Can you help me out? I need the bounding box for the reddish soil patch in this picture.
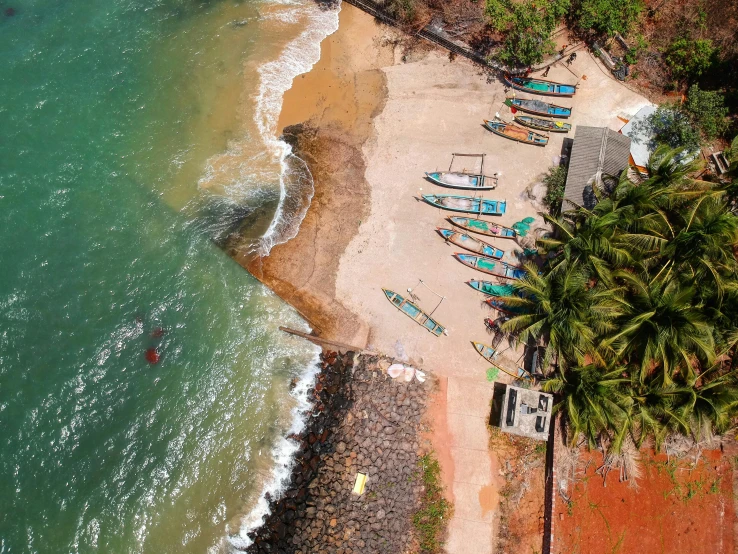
[555,449,735,554]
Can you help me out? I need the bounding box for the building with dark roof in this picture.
[563,126,631,210]
[498,385,553,441]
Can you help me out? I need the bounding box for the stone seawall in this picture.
[245,352,431,554]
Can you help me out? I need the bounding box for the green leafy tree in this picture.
[665,37,717,82]
[575,0,644,37]
[633,106,701,152]
[543,165,568,215]
[487,0,570,67]
[684,85,729,140]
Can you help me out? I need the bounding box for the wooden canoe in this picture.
[514,115,572,133]
[382,288,445,336]
[507,98,571,118]
[455,253,526,280]
[482,120,548,146]
[503,73,577,97]
[472,341,533,381]
[422,194,506,216]
[436,228,504,259]
[425,171,498,190]
[448,216,517,239]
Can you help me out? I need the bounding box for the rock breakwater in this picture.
[245,351,432,553]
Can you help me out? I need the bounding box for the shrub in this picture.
[575,0,644,37]
[412,453,452,553]
[384,0,417,23]
[487,0,570,67]
[684,85,729,140]
[665,37,717,82]
[544,165,568,215]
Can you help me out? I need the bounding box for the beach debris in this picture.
[403,366,415,382]
[352,472,368,495]
[387,364,405,379]
[487,367,499,382]
[415,369,427,383]
[145,348,160,364]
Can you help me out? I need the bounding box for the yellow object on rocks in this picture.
[353,472,367,495]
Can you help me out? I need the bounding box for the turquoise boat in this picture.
[455,254,526,279]
[449,216,516,238]
[503,73,577,97]
[423,194,506,215]
[472,341,533,381]
[507,98,571,118]
[483,119,548,146]
[514,115,572,133]
[382,288,445,336]
[468,280,516,296]
[425,171,497,191]
[437,228,504,259]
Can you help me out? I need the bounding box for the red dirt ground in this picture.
[555,449,735,554]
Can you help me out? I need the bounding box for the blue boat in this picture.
[382,288,445,336]
[436,228,504,259]
[503,73,577,97]
[456,254,526,280]
[425,171,497,190]
[422,194,506,215]
[507,98,572,118]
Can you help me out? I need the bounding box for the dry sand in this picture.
[252,5,651,552]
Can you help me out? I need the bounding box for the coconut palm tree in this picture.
[543,364,631,451]
[499,263,625,368]
[604,273,715,385]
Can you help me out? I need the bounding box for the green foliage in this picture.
[543,165,568,215]
[624,34,648,65]
[500,146,738,453]
[384,0,417,22]
[684,85,729,140]
[412,453,452,553]
[665,37,717,82]
[575,0,644,37]
[634,105,701,151]
[486,0,570,67]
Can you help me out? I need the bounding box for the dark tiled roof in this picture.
[563,126,631,209]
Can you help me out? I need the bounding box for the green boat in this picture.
[514,115,572,133]
[503,73,577,97]
[382,288,445,336]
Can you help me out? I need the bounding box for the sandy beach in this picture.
[249,4,652,551]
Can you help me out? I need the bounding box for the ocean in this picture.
[0,0,338,552]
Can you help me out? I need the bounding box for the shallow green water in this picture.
[0,1,331,552]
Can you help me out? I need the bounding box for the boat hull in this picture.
[514,115,571,133]
[455,253,526,279]
[425,171,497,190]
[503,74,576,97]
[422,194,506,216]
[382,288,445,336]
[472,341,533,381]
[482,120,548,146]
[437,228,504,259]
[509,98,571,118]
[449,216,517,238]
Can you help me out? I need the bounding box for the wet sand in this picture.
[245,5,395,346]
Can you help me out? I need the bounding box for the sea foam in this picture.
[256,1,341,255]
[224,1,340,549]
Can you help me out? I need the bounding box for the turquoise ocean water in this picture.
[0,1,337,552]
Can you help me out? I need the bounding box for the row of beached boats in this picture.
[382,75,568,376]
[481,74,577,146]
